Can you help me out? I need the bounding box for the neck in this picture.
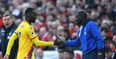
[26,19,31,25]
[83,19,91,26]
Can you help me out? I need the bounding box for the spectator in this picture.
[63,50,74,59]
[101,26,110,40]
[58,49,64,59]
[0,11,18,59]
[109,41,116,59]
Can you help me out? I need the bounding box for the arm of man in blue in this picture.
[65,37,81,47]
[88,22,104,49]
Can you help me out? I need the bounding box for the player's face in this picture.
[30,11,37,23]
[3,16,13,28]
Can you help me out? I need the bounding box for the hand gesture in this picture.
[54,36,65,47]
[3,55,9,59]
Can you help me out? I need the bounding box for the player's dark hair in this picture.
[25,8,35,18]
[76,11,88,25]
[76,11,87,21]
[24,7,37,23]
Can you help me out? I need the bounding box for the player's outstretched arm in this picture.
[32,37,54,46]
[26,26,54,46]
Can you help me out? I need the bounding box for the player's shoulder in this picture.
[19,21,29,27]
[17,21,34,31]
[87,21,96,26]
[16,21,28,30]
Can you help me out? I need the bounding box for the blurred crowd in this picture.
[0,0,116,59]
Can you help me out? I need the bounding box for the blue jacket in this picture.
[0,23,18,59]
[65,19,104,54]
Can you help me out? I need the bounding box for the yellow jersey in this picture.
[6,21,54,59]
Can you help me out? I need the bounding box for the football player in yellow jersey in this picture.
[3,8,64,59]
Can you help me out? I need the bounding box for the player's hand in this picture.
[3,55,9,59]
[54,36,65,47]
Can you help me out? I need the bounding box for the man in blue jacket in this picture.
[54,11,105,59]
[0,12,18,59]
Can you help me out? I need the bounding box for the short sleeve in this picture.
[26,26,37,40]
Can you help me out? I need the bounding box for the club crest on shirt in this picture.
[30,31,34,36]
[31,32,34,34]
